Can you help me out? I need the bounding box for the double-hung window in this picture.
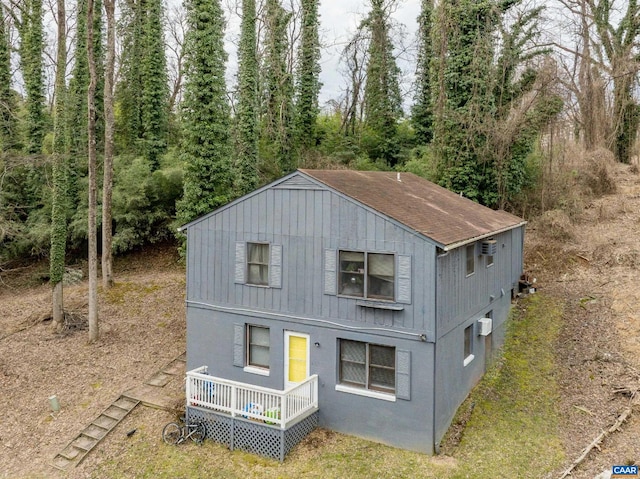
[247,243,269,286]
[339,251,395,301]
[339,339,395,393]
[247,325,270,370]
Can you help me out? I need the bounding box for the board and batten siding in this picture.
[435,229,519,339]
[185,184,437,333]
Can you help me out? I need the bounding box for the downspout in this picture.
[432,248,439,455]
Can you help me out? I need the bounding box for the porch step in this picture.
[51,396,140,471]
[145,355,186,386]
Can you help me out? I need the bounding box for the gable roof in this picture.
[299,169,525,249]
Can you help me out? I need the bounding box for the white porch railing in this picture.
[186,366,318,429]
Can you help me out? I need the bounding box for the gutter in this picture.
[441,221,527,252]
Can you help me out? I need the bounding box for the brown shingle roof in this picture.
[299,169,525,248]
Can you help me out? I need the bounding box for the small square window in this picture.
[247,243,269,285]
[487,254,494,267]
[247,325,270,369]
[463,325,474,366]
[466,244,475,276]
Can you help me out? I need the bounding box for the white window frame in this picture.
[245,325,270,375]
[246,242,269,286]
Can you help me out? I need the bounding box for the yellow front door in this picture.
[285,332,309,387]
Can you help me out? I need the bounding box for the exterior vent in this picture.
[478,317,492,336]
[481,240,497,256]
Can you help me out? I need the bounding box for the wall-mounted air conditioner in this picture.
[481,240,497,256]
[478,317,492,336]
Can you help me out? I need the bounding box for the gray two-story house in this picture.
[180,169,525,460]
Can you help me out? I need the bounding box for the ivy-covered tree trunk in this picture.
[87,0,99,342]
[294,0,321,151]
[102,0,116,289]
[117,0,168,167]
[234,0,259,196]
[20,0,45,154]
[176,0,233,228]
[611,72,638,165]
[66,0,89,158]
[261,0,295,176]
[116,0,144,153]
[585,0,639,164]
[50,0,68,331]
[362,0,402,166]
[0,7,18,152]
[431,0,498,204]
[412,0,434,145]
[140,0,169,168]
[432,0,561,208]
[67,0,104,158]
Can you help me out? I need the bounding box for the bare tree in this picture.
[165,4,186,112]
[339,27,368,136]
[554,0,640,163]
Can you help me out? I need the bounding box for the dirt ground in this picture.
[1,162,640,478]
[0,247,187,478]
[526,161,640,478]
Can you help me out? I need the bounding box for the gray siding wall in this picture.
[186,306,435,454]
[435,229,521,339]
[432,293,512,447]
[432,225,523,448]
[186,185,437,335]
[185,176,524,454]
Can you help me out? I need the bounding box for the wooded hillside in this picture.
[0,0,637,269]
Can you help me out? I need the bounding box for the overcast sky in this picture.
[317,0,421,108]
[221,0,422,112]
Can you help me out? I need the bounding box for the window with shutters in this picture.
[339,339,395,393]
[236,242,282,288]
[247,325,270,370]
[247,243,269,285]
[338,251,395,301]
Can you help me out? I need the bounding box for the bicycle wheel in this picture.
[162,422,182,445]
[190,422,206,444]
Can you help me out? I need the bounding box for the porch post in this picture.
[280,393,287,429]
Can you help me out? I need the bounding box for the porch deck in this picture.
[185,366,319,460]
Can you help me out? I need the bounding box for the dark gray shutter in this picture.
[324,249,337,295]
[233,324,244,367]
[270,244,282,288]
[397,255,411,304]
[396,349,411,400]
[234,242,246,284]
